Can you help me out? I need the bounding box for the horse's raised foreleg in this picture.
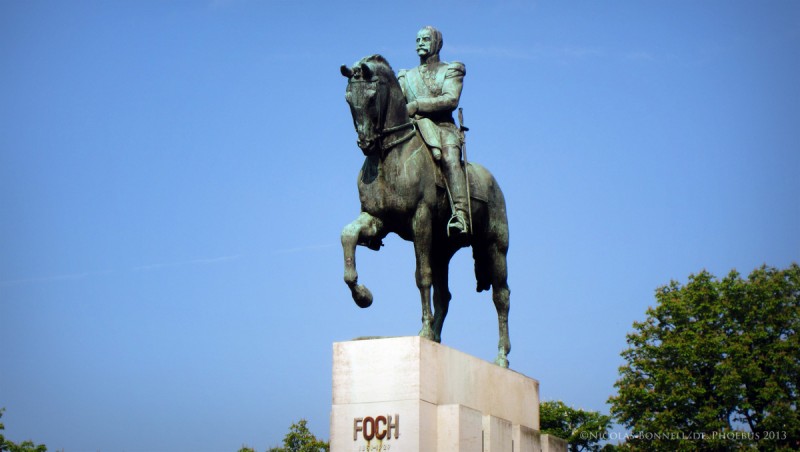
[341,212,384,308]
[412,208,435,340]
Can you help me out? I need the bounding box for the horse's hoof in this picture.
[495,356,509,368]
[353,284,373,308]
[418,328,435,341]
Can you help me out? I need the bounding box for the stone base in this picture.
[331,336,557,452]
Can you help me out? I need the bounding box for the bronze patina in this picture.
[339,31,512,367]
[398,26,469,236]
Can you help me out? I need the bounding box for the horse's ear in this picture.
[360,63,373,80]
[341,65,353,78]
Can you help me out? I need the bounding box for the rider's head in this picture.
[416,26,443,62]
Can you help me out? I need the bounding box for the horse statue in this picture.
[339,54,512,367]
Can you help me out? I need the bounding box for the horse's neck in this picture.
[376,81,414,156]
[382,80,410,133]
[371,75,425,180]
[380,129,426,183]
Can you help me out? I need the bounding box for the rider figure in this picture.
[398,26,469,236]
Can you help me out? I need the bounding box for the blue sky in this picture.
[1,1,798,450]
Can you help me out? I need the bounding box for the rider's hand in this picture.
[407,101,418,117]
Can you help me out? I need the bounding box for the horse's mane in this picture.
[360,54,393,71]
[359,54,397,82]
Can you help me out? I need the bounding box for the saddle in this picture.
[415,118,444,155]
[413,118,488,203]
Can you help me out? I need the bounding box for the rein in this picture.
[379,121,415,151]
[367,78,415,152]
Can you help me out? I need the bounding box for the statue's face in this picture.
[416,29,435,58]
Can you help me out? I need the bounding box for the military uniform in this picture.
[398,61,469,235]
[398,61,465,147]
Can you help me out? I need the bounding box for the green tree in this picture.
[609,264,800,451]
[540,400,614,451]
[0,408,47,452]
[268,419,329,452]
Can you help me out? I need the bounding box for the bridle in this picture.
[348,77,416,154]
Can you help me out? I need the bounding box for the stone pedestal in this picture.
[331,336,553,452]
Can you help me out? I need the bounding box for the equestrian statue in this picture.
[339,26,512,367]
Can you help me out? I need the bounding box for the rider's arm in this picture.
[414,62,465,114]
[397,69,408,98]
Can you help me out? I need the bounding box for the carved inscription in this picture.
[353,414,399,441]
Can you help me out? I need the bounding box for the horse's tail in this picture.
[474,244,492,292]
[469,165,509,294]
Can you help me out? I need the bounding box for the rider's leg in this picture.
[441,144,469,235]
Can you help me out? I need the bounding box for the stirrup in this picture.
[447,213,469,237]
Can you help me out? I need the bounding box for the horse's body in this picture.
[340,55,511,367]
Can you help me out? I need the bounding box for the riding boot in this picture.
[442,145,469,236]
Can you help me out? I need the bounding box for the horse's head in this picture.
[341,55,405,155]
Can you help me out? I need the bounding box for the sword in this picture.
[457,108,473,233]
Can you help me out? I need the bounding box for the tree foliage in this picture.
[0,409,47,452]
[609,264,800,450]
[540,400,613,451]
[267,419,329,452]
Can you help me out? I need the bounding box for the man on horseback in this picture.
[398,26,469,237]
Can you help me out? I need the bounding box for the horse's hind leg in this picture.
[489,242,511,368]
[341,212,384,308]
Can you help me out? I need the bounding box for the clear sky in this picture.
[1,1,798,450]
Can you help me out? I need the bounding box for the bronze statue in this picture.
[398,26,469,236]
[339,49,512,367]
